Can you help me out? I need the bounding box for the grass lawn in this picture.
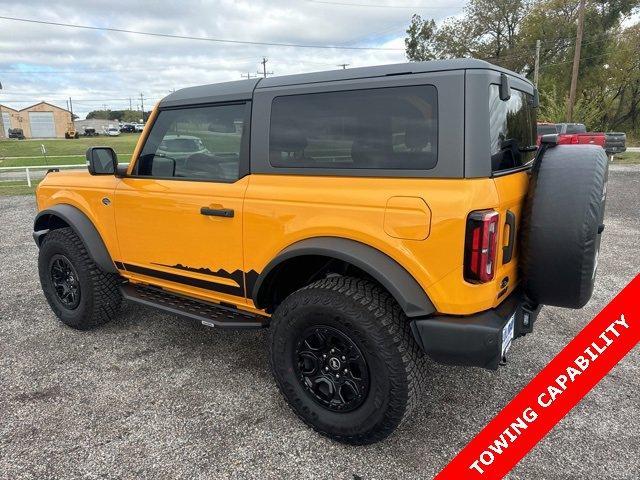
[0,134,139,158]
[0,156,113,168]
[612,151,640,164]
[0,179,41,196]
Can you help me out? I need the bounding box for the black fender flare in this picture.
[33,204,118,274]
[252,237,435,318]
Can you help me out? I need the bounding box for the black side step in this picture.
[121,283,267,329]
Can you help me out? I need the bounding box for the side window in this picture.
[488,85,537,172]
[269,85,438,170]
[135,103,248,181]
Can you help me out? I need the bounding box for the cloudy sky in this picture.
[0,0,465,119]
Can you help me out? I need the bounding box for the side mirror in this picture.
[86,147,117,175]
[500,73,511,101]
[540,134,559,146]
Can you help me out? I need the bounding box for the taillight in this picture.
[464,210,499,283]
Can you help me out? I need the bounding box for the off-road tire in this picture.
[269,276,427,445]
[38,227,122,329]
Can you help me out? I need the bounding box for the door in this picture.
[29,111,55,137]
[1,112,10,137]
[114,102,251,306]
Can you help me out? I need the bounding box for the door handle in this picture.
[200,207,234,218]
[502,210,516,264]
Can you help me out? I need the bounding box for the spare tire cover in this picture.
[520,145,608,308]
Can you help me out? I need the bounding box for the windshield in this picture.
[489,85,537,172]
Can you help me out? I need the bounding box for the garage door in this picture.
[1,112,10,137]
[29,111,56,138]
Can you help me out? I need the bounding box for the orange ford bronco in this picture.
[33,59,608,444]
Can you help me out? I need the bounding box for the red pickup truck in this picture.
[554,123,606,147]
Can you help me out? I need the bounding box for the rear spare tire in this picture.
[521,145,608,308]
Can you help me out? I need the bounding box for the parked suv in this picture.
[33,59,608,445]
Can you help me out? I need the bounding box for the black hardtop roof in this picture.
[159,59,530,108]
[160,78,260,108]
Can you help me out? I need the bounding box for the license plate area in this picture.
[501,312,515,358]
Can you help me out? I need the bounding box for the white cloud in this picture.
[0,0,464,118]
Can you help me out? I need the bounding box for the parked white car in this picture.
[105,127,120,137]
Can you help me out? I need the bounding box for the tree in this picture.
[85,109,150,122]
[405,0,640,136]
[405,0,531,70]
[405,16,437,61]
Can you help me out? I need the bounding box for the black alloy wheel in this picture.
[49,254,81,310]
[269,276,428,445]
[38,227,122,329]
[295,325,370,412]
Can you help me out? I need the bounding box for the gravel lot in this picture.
[1,167,638,480]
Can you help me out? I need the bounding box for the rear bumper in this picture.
[410,290,541,370]
[605,146,626,154]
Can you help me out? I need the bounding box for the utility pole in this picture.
[258,57,273,78]
[567,0,586,122]
[533,40,541,87]
[139,92,145,122]
[129,97,132,111]
[241,72,256,79]
[337,63,349,70]
[68,97,73,118]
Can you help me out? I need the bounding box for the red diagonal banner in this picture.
[435,274,640,480]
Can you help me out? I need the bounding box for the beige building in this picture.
[0,101,73,138]
[0,104,21,138]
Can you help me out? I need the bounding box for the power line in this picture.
[305,0,458,8]
[0,15,404,51]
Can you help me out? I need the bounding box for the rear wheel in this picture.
[38,227,122,329]
[269,276,427,445]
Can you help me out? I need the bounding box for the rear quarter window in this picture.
[269,85,438,170]
[489,85,537,172]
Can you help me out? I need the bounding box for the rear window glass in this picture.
[537,124,557,136]
[489,85,537,172]
[269,85,438,170]
[565,123,586,134]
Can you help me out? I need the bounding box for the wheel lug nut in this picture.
[330,349,335,353]
[325,367,329,371]
[335,374,339,378]
[322,354,327,358]
[341,356,346,361]
[344,369,348,373]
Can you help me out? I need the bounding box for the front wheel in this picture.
[38,227,122,329]
[269,276,427,445]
